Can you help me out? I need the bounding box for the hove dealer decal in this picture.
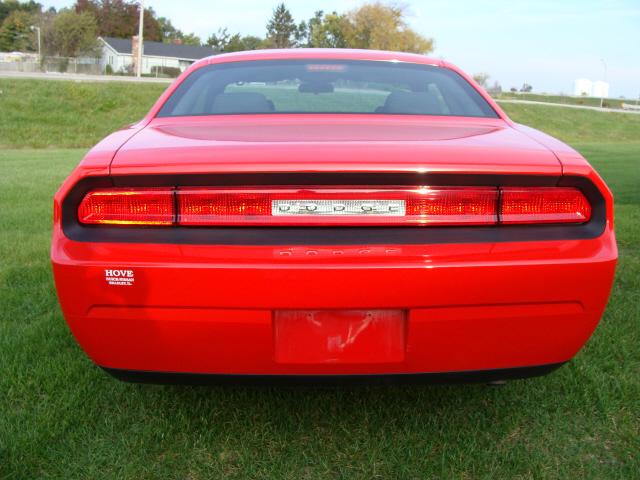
[104,269,135,286]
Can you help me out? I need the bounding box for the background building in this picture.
[573,78,593,96]
[573,78,610,97]
[592,80,610,99]
[99,36,217,75]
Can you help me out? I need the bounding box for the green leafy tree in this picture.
[266,3,296,48]
[207,28,265,52]
[73,0,162,41]
[206,27,230,49]
[225,34,265,52]
[0,10,34,51]
[157,16,179,41]
[157,16,200,45]
[305,11,349,48]
[345,2,433,54]
[49,9,98,57]
[180,32,201,46]
[0,0,41,25]
[236,35,264,51]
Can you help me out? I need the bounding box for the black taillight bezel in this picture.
[61,172,606,245]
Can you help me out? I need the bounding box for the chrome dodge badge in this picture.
[272,200,406,216]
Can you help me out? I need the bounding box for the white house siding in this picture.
[142,56,183,74]
[100,43,194,74]
[101,44,131,73]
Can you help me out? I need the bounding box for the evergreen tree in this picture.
[266,3,296,48]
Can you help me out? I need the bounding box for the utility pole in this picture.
[136,0,144,78]
[30,26,41,64]
[599,58,607,108]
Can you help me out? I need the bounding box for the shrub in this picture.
[150,65,181,78]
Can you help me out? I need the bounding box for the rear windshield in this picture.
[157,59,498,118]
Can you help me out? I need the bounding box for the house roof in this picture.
[100,37,217,61]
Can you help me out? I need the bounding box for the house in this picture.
[99,36,217,75]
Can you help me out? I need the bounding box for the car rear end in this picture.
[51,51,617,383]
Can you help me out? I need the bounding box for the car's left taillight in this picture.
[77,188,175,225]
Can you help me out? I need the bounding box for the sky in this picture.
[42,0,640,98]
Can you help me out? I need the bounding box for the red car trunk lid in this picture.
[109,116,562,177]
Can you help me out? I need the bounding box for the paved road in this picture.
[0,70,173,84]
[497,98,640,115]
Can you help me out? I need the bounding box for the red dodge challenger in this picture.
[51,49,617,384]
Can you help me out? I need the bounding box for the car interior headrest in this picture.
[378,91,443,115]
[210,92,276,114]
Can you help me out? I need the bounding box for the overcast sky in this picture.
[42,0,640,98]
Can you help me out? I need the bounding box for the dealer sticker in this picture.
[104,269,135,286]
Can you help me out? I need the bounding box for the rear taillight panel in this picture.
[177,187,499,226]
[77,186,591,227]
[500,187,591,224]
[78,188,175,226]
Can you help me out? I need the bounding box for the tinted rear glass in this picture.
[157,59,498,118]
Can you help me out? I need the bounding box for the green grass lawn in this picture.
[0,80,639,479]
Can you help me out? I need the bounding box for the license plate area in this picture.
[274,309,406,364]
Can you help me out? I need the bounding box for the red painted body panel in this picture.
[51,49,617,379]
[110,116,561,177]
[52,230,616,374]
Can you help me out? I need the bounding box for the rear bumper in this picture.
[52,228,617,378]
[104,362,567,385]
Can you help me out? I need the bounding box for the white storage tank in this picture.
[574,78,593,96]
[592,81,610,99]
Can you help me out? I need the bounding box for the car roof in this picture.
[196,48,444,68]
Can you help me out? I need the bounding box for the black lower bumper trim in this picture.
[102,362,566,386]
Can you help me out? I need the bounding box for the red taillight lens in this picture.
[178,189,271,225]
[76,186,592,227]
[177,187,499,226]
[500,187,591,224]
[406,188,498,225]
[77,188,174,225]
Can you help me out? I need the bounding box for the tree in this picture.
[487,80,502,95]
[73,0,162,42]
[157,16,200,45]
[0,0,41,25]
[49,9,98,57]
[208,28,266,52]
[226,34,265,52]
[520,83,532,93]
[344,3,433,53]
[266,3,296,48]
[206,27,230,49]
[0,10,34,51]
[157,16,179,41]
[303,10,349,48]
[472,72,490,89]
[180,32,201,46]
[236,35,264,51]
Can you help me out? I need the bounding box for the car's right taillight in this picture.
[500,187,591,224]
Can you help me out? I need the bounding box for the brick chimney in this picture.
[132,35,142,74]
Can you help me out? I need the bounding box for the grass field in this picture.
[0,80,639,479]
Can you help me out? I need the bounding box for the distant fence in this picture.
[0,56,102,75]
